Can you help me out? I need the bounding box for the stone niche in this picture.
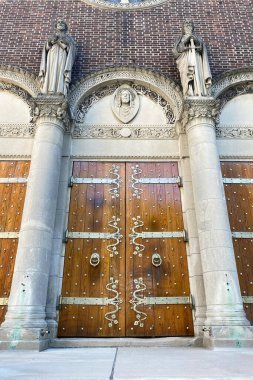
[0,91,31,124]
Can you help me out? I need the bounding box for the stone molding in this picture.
[76,83,176,124]
[69,67,183,121]
[182,97,220,129]
[70,154,180,160]
[32,95,70,130]
[212,68,253,99]
[218,82,253,111]
[216,125,253,139]
[80,0,167,11]
[0,65,40,97]
[73,124,176,139]
[0,123,35,138]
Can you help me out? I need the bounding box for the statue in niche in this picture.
[173,20,212,97]
[111,84,139,123]
[39,20,76,96]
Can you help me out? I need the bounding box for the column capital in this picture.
[182,97,220,130]
[31,94,71,131]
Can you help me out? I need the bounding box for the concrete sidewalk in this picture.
[0,347,253,380]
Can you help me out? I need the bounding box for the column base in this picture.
[203,325,253,349]
[0,327,50,351]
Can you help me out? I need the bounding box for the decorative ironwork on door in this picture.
[58,162,194,337]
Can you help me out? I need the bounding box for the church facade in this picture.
[0,0,253,351]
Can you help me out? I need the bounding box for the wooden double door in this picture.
[58,162,193,337]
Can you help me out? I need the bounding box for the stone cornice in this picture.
[182,97,220,129]
[0,64,40,97]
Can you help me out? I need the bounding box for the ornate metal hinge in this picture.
[242,296,253,303]
[223,178,253,184]
[0,178,27,183]
[131,164,182,198]
[60,277,122,327]
[0,232,19,239]
[65,216,122,257]
[69,164,121,198]
[129,277,192,328]
[232,232,253,239]
[130,216,187,257]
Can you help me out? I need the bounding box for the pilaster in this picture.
[0,95,69,350]
[183,97,253,348]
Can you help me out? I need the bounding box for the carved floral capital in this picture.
[181,97,221,129]
[32,95,71,130]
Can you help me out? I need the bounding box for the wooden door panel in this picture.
[0,161,29,325]
[59,162,126,337]
[59,161,193,337]
[221,161,253,325]
[125,162,193,336]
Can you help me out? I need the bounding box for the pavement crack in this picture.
[110,347,118,380]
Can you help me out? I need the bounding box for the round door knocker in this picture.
[152,253,162,267]
[90,252,100,267]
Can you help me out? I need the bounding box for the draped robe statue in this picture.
[173,20,212,97]
[39,20,76,96]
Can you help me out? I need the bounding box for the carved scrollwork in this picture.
[218,82,253,111]
[32,95,70,128]
[0,124,35,138]
[73,124,177,139]
[182,98,220,128]
[216,125,253,139]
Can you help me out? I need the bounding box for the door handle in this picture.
[90,252,100,267]
[152,253,162,267]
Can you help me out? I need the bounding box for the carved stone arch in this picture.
[0,64,40,98]
[69,67,183,122]
[213,68,253,139]
[212,67,253,102]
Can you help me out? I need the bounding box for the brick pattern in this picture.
[0,0,252,84]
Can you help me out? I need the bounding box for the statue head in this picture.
[55,20,68,33]
[183,20,194,35]
[120,89,131,104]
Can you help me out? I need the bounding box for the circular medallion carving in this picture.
[80,0,167,11]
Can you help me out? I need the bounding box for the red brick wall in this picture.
[0,0,252,83]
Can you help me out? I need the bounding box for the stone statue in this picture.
[39,20,76,96]
[173,20,212,97]
[111,84,139,123]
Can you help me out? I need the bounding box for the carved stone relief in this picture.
[76,83,175,124]
[111,84,139,123]
[74,81,176,139]
[0,65,40,97]
[80,0,167,11]
[216,125,253,139]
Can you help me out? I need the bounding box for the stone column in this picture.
[178,128,206,340]
[183,97,253,348]
[0,95,69,350]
